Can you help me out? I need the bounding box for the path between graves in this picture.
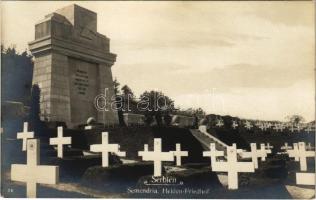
[190,129,227,152]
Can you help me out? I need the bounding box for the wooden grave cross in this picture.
[287,143,299,161]
[239,143,268,169]
[203,143,225,163]
[266,122,272,128]
[273,124,281,132]
[11,139,59,197]
[138,138,174,176]
[306,143,312,151]
[232,121,238,129]
[281,142,293,151]
[290,124,298,133]
[17,122,34,151]
[49,127,71,158]
[244,121,253,130]
[216,119,224,127]
[259,123,266,131]
[278,123,285,132]
[305,126,314,133]
[259,143,271,159]
[90,132,126,167]
[211,144,255,190]
[171,143,188,166]
[266,143,273,150]
[232,143,246,154]
[295,142,315,171]
[296,124,302,132]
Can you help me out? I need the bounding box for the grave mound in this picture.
[69,126,208,164]
[81,162,154,193]
[45,154,122,182]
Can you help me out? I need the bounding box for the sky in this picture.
[1,1,315,121]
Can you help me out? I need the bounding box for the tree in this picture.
[194,107,206,118]
[111,79,127,126]
[113,78,120,96]
[139,90,175,126]
[174,107,206,118]
[1,45,33,106]
[120,85,138,113]
[286,115,305,124]
[121,85,134,98]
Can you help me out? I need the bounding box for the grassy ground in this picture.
[2,119,314,198]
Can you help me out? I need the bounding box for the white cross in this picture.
[17,122,34,151]
[260,143,272,161]
[306,143,313,150]
[296,124,302,132]
[139,144,149,157]
[171,143,188,166]
[232,121,238,129]
[305,126,314,133]
[216,119,224,127]
[287,143,299,161]
[239,143,268,169]
[290,124,298,133]
[244,121,253,130]
[259,123,266,131]
[211,144,255,190]
[266,143,273,150]
[273,123,284,132]
[49,127,71,158]
[90,132,126,167]
[296,172,315,185]
[267,122,273,128]
[292,142,315,171]
[11,139,59,197]
[232,143,245,154]
[281,142,292,151]
[279,123,285,132]
[203,143,224,163]
[138,138,174,177]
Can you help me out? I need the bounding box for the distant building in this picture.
[171,115,195,128]
[2,101,29,119]
[123,113,146,126]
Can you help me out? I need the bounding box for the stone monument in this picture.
[29,4,118,127]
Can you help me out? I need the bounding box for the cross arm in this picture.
[306,151,315,157]
[35,165,59,184]
[90,144,102,152]
[11,164,28,182]
[212,161,228,172]
[236,163,255,172]
[160,153,175,161]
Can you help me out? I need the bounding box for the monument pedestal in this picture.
[29,4,119,128]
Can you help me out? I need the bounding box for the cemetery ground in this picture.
[1,121,315,198]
